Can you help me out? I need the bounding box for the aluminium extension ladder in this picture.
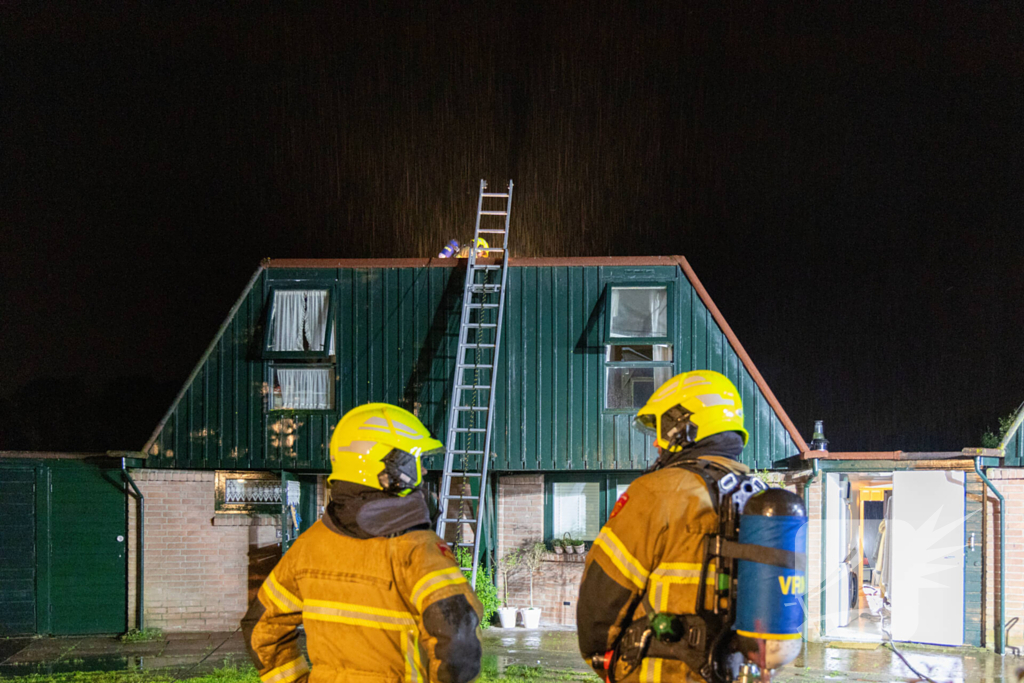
[435,179,513,587]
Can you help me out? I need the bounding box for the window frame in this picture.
[262,286,336,360]
[215,470,282,514]
[266,362,337,414]
[543,472,641,543]
[603,282,674,346]
[603,345,676,413]
[602,281,676,413]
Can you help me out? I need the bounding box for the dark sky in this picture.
[2,3,1022,453]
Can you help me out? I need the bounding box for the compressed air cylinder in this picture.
[734,488,807,670]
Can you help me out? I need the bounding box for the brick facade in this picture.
[496,474,586,626]
[984,468,1024,649]
[127,469,282,632]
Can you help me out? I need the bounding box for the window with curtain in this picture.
[609,286,668,339]
[269,365,335,410]
[265,289,334,356]
[545,474,639,543]
[551,481,601,541]
[605,344,674,410]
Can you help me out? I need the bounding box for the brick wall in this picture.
[496,474,586,626]
[983,468,1024,649]
[127,469,281,632]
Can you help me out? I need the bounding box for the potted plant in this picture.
[573,538,587,554]
[497,548,522,628]
[519,541,547,628]
[551,539,564,555]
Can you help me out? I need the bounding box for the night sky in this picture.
[2,3,1022,454]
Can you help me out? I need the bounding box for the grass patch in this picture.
[0,662,599,683]
[119,629,165,644]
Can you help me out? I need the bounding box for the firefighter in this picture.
[242,403,483,683]
[577,370,750,683]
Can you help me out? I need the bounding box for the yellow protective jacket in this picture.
[577,455,747,683]
[242,520,483,683]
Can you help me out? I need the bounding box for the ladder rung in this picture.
[464,323,497,328]
[473,265,502,270]
[478,229,506,234]
[448,450,485,455]
[455,406,488,412]
[455,542,476,547]
[442,518,477,524]
[481,193,509,198]
[451,472,483,477]
[455,385,491,390]
[458,364,494,369]
[452,428,487,433]
[468,284,501,290]
[480,211,507,216]
[444,495,481,501]
[463,343,496,349]
[466,304,500,308]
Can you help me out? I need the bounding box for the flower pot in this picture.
[520,607,542,629]
[553,545,564,555]
[497,607,518,628]
[574,544,586,554]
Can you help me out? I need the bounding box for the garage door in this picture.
[0,468,36,635]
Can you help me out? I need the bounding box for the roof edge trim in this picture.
[671,255,810,453]
[264,256,679,269]
[142,265,267,456]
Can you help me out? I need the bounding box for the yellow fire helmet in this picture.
[634,370,749,452]
[328,403,444,496]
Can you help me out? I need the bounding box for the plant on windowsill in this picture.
[563,532,587,555]
[551,539,564,555]
[519,541,547,628]
[497,547,523,628]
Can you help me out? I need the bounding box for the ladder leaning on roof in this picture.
[435,179,513,588]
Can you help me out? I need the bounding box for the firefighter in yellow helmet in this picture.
[577,371,751,683]
[242,403,483,683]
[456,238,489,258]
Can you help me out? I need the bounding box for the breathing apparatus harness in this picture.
[597,458,806,683]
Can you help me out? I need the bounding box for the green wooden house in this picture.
[143,256,807,473]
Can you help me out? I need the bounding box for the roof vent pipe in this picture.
[810,420,829,452]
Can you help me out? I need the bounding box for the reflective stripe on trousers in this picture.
[303,599,425,682]
[260,657,310,683]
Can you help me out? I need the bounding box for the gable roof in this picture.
[144,255,809,463]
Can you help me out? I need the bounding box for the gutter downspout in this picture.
[974,457,1003,654]
[122,459,145,631]
[802,455,820,642]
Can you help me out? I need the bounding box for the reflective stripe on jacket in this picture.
[577,456,748,683]
[244,521,483,683]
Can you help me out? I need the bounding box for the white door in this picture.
[890,471,964,645]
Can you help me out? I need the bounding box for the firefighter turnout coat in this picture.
[577,456,748,683]
[243,520,483,683]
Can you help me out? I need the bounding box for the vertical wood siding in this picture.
[146,264,802,471]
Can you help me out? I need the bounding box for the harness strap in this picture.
[718,539,806,571]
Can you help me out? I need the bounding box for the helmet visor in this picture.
[634,413,657,436]
[379,448,423,495]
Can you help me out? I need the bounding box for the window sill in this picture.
[212,513,281,527]
[542,551,587,563]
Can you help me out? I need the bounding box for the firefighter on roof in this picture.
[242,403,483,683]
[577,370,751,683]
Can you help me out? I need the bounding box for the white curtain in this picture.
[269,290,330,352]
[610,287,668,338]
[552,482,600,541]
[274,367,332,410]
